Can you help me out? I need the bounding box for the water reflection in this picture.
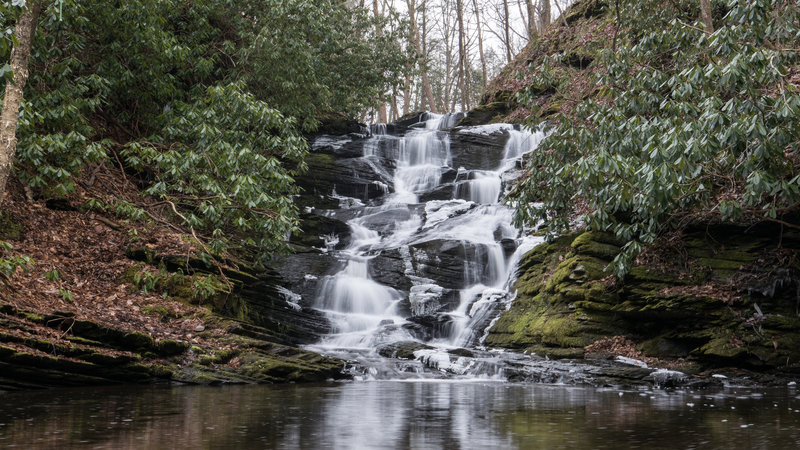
[1,382,799,449]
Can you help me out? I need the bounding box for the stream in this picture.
[2,383,799,448]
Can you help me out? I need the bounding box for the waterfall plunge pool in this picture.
[2,382,799,448]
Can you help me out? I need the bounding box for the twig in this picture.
[676,19,711,35]
[111,148,128,183]
[765,217,800,231]
[92,215,126,232]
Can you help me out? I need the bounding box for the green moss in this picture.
[65,336,104,346]
[123,331,155,352]
[20,312,45,323]
[571,232,620,259]
[156,339,189,356]
[141,305,178,321]
[546,255,607,293]
[0,212,24,241]
[695,332,748,360]
[564,0,609,25]
[149,363,175,379]
[527,346,585,359]
[212,349,238,364]
[625,266,685,285]
[197,355,216,366]
[763,314,800,331]
[458,101,514,126]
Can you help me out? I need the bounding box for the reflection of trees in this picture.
[0,384,796,448]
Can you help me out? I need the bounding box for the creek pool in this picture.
[1,381,799,449]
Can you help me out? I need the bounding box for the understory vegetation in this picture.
[1,0,408,269]
[512,0,800,276]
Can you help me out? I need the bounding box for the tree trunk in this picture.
[472,0,488,89]
[402,58,412,115]
[0,1,44,202]
[539,0,550,31]
[503,0,513,63]
[525,0,538,40]
[390,86,400,121]
[373,0,388,123]
[700,0,714,32]
[456,0,468,112]
[408,0,437,113]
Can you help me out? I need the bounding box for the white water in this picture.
[311,113,547,374]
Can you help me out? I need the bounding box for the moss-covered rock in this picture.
[0,301,348,391]
[156,339,189,356]
[0,212,23,241]
[457,101,514,127]
[487,224,800,372]
[571,231,621,259]
[564,0,609,25]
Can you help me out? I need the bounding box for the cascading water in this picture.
[308,113,548,379]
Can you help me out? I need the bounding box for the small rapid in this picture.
[307,113,547,379]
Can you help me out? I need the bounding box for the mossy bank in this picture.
[486,225,800,373]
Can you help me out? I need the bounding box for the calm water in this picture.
[1,381,799,449]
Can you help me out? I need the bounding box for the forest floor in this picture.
[0,165,229,348]
[0,164,270,390]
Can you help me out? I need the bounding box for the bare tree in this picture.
[525,0,538,39]
[472,0,489,88]
[0,1,46,201]
[539,0,550,30]
[456,0,469,111]
[373,0,389,122]
[407,0,438,113]
[502,0,513,62]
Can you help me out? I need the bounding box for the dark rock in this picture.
[369,248,413,293]
[408,284,460,316]
[408,239,505,289]
[449,128,510,170]
[270,250,342,305]
[403,314,456,341]
[292,212,351,250]
[448,348,475,357]
[376,340,433,359]
[358,207,416,237]
[565,0,609,25]
[393,112,428,132]
[500,238,517,258]
[562,52,594,69]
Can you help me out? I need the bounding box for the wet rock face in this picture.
[486,227,800,371]
[291,213,351,250]
[402,314,456,341]
[270,251,342,308]
[449,127,510,170]
[376,340,434,359]
[294,150,396,209]
[368,249,412,292]
[408,239,504,289]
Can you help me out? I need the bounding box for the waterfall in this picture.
[309,114,546,375]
